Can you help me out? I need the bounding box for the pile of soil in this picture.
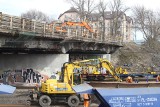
[111,42,160,73]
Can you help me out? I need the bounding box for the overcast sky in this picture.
[0,0,160,19]
[0,0,160,40]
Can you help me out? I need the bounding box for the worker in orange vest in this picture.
[83,94,90,107]
[156,75,160,82]
[126,76,133,83]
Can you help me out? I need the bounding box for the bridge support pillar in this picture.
[102,54,111,62]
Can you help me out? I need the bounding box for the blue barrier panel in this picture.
[72,83,93,94]
[95,88,160,107]
[0,83,16,94]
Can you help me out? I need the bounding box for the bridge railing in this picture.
[0,12,122,45]
[0,12,54,36]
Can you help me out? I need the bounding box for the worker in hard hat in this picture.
[156,75,160,82]
[126,76,133,83]
[83,94,90,107]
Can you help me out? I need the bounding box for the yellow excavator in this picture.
[28,58,122,107]
[146,67,157,75]
[97,58,122,82]
[79,58,123,81]
[29,62,83,107]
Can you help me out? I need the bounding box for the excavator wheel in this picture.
[25,100,31,106]
[67,95,80,107]
[39,95,51,107]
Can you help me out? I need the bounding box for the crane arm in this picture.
[81,21,94,33]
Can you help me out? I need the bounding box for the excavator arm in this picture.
[72,58,122,81]
[55,21,94,33]
[61,62,82,86]
[98,58,122,82]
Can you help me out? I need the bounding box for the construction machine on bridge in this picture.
[55,21,94,33]
[50,21,97,37]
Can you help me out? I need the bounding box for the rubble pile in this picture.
[112,42,160,73]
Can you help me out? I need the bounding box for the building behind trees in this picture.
[58,7,133,42]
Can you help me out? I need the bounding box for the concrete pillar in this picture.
[0,54,69,77]
[102,54,111,62]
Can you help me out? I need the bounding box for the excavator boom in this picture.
[98,58,122,82]
[55,21,94,33]
[72,58,122,81]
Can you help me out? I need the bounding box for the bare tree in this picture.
[132,6,160,51]
[21,9,52,22]
[66,0,96,21]
[85,0,97,20]
[109,0,129,41]
[98,0,107,41]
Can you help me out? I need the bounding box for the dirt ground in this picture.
[0,89,100,107]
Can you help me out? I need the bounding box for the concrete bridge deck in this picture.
[0,12,122,54]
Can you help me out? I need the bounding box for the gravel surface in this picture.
[0,89,99,107]
[0,89,30,105]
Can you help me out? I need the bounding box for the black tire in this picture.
[68,95,80,107]
[26,100,31,106]
[39,95,51,107]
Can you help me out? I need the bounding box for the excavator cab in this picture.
[73,72,82,85]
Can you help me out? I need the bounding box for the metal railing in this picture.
[0,12,123,45]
